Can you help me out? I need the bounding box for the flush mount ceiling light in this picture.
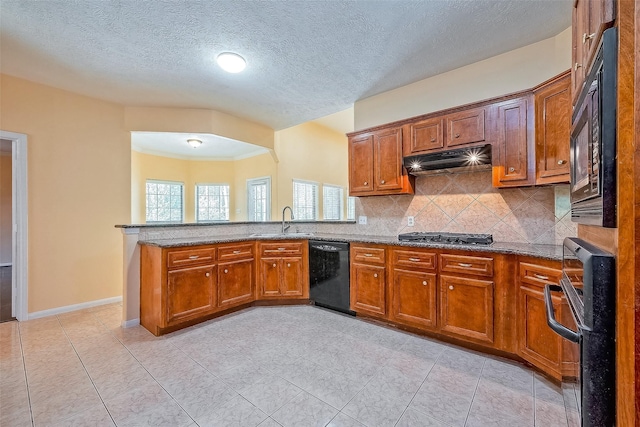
[187,138,202,148]
[216,52,246,73]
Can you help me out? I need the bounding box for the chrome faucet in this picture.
[282,206,294,234]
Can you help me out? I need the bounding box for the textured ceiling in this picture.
[131,132,269,161]
[0,1,571,131]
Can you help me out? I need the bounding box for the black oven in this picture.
[570,27,617,228]
[545,237,615,427]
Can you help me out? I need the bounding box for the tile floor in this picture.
[0,303,581,427]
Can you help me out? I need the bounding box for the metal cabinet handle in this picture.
[422,281,427,286]
[508,167,515,173]
[278,248,286,251]
[363,181,368,186]
[381,180,385,184]
[409,257,420,262]
[224,269,228,274]
[458,263,473,268]
[233,250,241,254]
[583,32,595,43]
[557,160,566,165]
[205,272,210,277]
[287,263,291,267]
[364,253,373,257]
[272,263,277,268]
[574,62,582,71]
[454,133,460,138]
[430,137,436,142]
[449,285,454,290]
[374,273,378,278]
[188,255,199,260]
[534,273,549,280]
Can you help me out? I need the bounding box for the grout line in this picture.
[16,321,35,427]
[461,356,487,427]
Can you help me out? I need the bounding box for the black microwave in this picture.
[570,27,617,228]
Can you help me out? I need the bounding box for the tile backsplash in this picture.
[355,171,577,245]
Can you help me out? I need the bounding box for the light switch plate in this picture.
[358,215,367,225]
[407,216,415,227]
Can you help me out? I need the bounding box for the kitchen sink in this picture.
[250,232,314,238]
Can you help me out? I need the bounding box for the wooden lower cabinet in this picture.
[517,260,578,380]
[218,259,254,308]
[257,241,308,299]
[439,274,495,344]
[167,264,216,325]
[351,263,386,316]
[390,268,437,329]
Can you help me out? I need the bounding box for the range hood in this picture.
[403,144,492,176]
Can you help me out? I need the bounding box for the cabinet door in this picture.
[446,107,486,147]
[571,0,588,105]
[281,257,304,297]
[259,258,281,297]
[349,134,374,194]
[391,268,437,330]
[535,73,571,184]
[439,275,494,344]
[517,284,566,380]
[409,117,444,153]
[167,264,216,325]
[374,128,404,191]
[494,98,534,186]
[351,263,386,316]
[218,259,254,308]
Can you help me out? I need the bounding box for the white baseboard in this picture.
[28,296,123,320]
[121,318,140,328]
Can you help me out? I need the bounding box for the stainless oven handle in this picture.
[544,285,580,343]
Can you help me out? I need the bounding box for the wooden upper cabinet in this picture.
[348,127,414,197]
[349,133,374,194]
[374,128,404,192]
[571,0,615,105]
[493,97,535,187]
[446,107,487,147]
[407,117,444,154]
[534,72,571,185]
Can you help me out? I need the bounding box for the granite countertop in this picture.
[138,233,563,260]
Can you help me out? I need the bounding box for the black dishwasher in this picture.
[309,240,354,315]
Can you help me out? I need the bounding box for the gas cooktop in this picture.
[398,232,493,245]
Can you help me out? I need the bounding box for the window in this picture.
[347,196,356,221]
[146,180,183,222]
[247,177,271,221]
[196,184,230,221]
[292,179,318,220]
[323,184,344,221]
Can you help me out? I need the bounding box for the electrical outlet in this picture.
[358,215,367,225]
[407,216,415,227]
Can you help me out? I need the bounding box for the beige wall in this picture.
[0,153,11,264]
[0,74,130,313]
[124,106,275,151]
[355,27,572,130]
[275,122,349,220]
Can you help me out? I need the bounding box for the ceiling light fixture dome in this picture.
[217,52,246,73]
[187,138,202,148]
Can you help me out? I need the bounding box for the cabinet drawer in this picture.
[446,107,486,147]
[218,243,254,261]
[167,247,216,269]
[392,250,436,270]
[352,246,385,264]
[260,242,304,257]
[440,254,494,277]
[520,262,562,287]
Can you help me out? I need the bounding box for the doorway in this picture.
[0,131,28,321]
